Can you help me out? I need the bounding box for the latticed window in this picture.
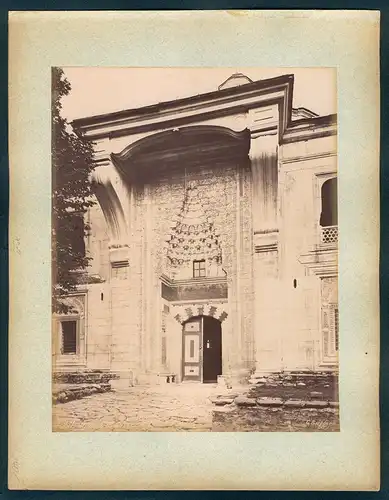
[193,259,206,278]
[61,320,77,354]
[321,225,338,244]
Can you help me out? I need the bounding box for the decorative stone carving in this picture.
[321,277,338,305]
[165,182,224,279]
[60,295,85,318]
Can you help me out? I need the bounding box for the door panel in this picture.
[182,318,202,381]
[202,316,222,383]
[184,335,200,363]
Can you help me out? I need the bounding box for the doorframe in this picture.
[181,315,224,383]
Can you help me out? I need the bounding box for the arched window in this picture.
[320,178,338,227]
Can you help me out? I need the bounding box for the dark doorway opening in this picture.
[202,316,222,383]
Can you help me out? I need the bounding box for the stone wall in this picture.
[60,128,338,382]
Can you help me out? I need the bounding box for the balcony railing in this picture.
[320,225,338,245]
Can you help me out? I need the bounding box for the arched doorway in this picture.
[182,316,222,383]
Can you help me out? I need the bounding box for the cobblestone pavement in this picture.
[53,384,228,432]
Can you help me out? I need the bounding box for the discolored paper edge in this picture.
[8,10,380,490]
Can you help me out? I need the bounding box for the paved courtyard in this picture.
[53,383,340,432]
[52,384,229,432]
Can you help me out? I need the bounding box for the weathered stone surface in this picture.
[310,391,323,398]
[257,397,284,407]
[234,396,257,406]
[305,400,328,408]
[329,401,340,408]
[284,399,306,408]
[297,382,306,387]
[53,370,119,385]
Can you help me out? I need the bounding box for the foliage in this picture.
[52,67,95,314]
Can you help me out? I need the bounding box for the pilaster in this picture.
[248,106,283,376]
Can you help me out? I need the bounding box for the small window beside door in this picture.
[193,259,206,278]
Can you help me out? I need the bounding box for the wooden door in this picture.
[202,316,222,383]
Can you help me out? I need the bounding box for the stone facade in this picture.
[52,73,338,386]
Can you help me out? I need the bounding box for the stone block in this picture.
[284,399,306,408]
[257,397,284,407]
[329,401,340,408]
[297,382,306,387]
[234,396,257,407]
[214,398,235,406]
[305,400,328,408]
[213,406,235,414]
[253,377,268,384]
[310,391,323,398]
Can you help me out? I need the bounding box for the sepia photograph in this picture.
[51,67,339,432]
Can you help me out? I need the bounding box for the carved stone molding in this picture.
[172,301,228,324]
[299,248,338,276]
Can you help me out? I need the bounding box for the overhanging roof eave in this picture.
[71,73,295,136]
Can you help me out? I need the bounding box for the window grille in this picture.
[193,259,206,278]
[320,225,338,244]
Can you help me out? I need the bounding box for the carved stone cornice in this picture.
[161,274,228,302]
[282,114,337,144]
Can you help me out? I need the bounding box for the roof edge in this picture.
[71,73,295,130]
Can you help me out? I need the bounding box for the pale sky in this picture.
[61,67,337,123]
